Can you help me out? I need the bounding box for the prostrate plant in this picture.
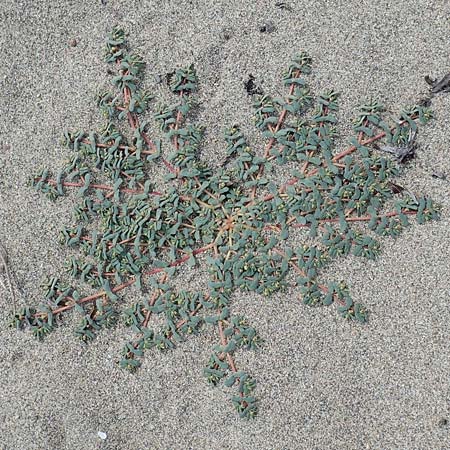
[15,28,439,419]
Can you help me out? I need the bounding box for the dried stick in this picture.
[0,241,18,313]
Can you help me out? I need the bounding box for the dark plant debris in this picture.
[165,70,176,87]
[418,96,432,107]
[432,170,447,181]
[244,74,263,96]
[0,240,19,314]
[377,129,418,163]
[425,73,450,94]
[388,182,405,195]
[275,1,293,11]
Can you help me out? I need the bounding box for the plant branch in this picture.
[250,72,300,201]
[262,117,417,203]
[37,177,162,196]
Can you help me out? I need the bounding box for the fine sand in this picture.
[0,1,449,449]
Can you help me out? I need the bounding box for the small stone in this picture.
[438,418,448,428]
[69,38,78,47]
[259,21,276,33]
[432,170,447,180]
[97,431,107,440]
[221,28,232,41]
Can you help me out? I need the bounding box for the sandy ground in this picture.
[0,0,449,449]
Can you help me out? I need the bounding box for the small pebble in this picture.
[97,431,107,440]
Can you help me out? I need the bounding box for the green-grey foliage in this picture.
[16,28,440,419]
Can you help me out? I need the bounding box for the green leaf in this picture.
[102,279,118,301]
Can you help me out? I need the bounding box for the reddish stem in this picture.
[173,91,184,151]
[166,303,203,340]
[142,274,167,328]
[289,209,417,228]
[218,320,238,372]
[143,243,215,276]
[39,178,162,196]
